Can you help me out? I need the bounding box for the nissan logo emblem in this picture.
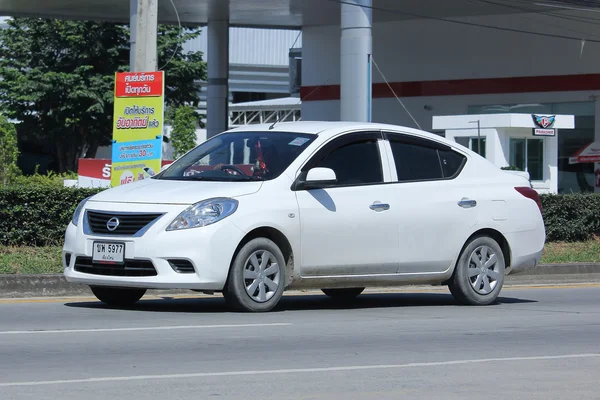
[106,217,120,232]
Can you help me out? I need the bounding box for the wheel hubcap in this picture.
[243,250,280,303]
[467,245,501,295]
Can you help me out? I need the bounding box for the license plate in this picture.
[92,242,125,264]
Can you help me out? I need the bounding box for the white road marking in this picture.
[0,323,291,335]
[0,353,598,388]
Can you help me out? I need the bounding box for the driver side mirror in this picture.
[302,167,337,190]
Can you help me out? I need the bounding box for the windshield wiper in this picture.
[160,175,263,182]
[231,176,265,181]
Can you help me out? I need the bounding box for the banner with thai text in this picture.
[111,71,165,186]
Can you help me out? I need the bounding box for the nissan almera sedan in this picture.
[63,121,545,312]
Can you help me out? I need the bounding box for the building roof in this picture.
[230,97,301,110]
[432,113,576,130]
[0,0,553,28]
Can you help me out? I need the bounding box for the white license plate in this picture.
[92,242,125,264]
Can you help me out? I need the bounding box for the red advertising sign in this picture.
[79,159,112,180]
[78,158,173,187]
[115,72,164,98]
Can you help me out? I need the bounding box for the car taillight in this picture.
[515,187,542,213]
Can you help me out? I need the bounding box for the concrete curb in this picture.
[1,263,600,299]
[0,274,93,299]
[513,263,600,275]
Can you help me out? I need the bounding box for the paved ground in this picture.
[0,285,599,399]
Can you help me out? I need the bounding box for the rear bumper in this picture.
[506,249,543,275]
[504,227,545,275]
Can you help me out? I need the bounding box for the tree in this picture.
[158,25,206,108]
[170,106,199,159]
[0,18,207,173]
[0,114,20,186]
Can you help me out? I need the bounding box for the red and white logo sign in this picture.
[533,128,555,136]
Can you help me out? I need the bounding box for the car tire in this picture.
[448,235,506,306]
[90,286,146,307]
[223,238,286,312]
[322,288,365,299]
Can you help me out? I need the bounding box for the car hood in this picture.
[88,178,263,205]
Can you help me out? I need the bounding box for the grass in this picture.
[541,238,600,264]
[0,246,63,275]
[1,240,600,275]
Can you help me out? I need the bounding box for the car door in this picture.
[293,131,400,277]
[382,131,479,274]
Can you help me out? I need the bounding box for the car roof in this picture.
[225,121,360,135]
[224,120,459,147]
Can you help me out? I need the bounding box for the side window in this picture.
[439,148,467,178]
[389,140,443,181]
[314,139,383,186]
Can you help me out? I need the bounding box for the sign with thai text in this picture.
[111,71,165,187]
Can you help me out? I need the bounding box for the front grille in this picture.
[168,259,196,274]
[87,211,163,235]
[74,257,157,277]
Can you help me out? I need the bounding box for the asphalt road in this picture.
[0,285,599,399]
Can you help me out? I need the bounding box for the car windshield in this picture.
[155,131,316,182]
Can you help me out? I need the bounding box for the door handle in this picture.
[370,202,390,212]
[458,198,477,208]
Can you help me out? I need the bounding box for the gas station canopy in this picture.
[0,0,554,27]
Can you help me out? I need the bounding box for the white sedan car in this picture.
[63,121,545,312]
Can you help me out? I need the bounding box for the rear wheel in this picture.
[90,286,146,307]
[223,238,286,312]
[448,235,505,305]
[322,288,365,299]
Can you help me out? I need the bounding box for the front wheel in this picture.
[90,286,146,307]
[223,238,286,312]
[448,236,505,306]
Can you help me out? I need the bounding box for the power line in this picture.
[290,30,302,49]
[328,0,600,44]
[501,0,600,23]
[470,0,600,35]
[158,0,183,71]
[371,56,421,130]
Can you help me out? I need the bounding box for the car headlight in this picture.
[166,198,239,231]
[72,196,91,226]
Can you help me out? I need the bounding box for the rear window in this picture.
[439,148,467,178]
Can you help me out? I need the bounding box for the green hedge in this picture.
[540,193,600,243]
[0,186,599,246]
[0,186,103,246]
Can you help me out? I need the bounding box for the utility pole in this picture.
[130,0,158,72]
[340,0,372,122]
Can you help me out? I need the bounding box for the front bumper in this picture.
[62,201,245,291]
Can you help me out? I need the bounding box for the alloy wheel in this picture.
[467,245,502,295]
[243,250,281,303]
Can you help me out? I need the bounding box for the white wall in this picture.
[301,13,600,139]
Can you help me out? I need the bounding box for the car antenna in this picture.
[268,76,332,130]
